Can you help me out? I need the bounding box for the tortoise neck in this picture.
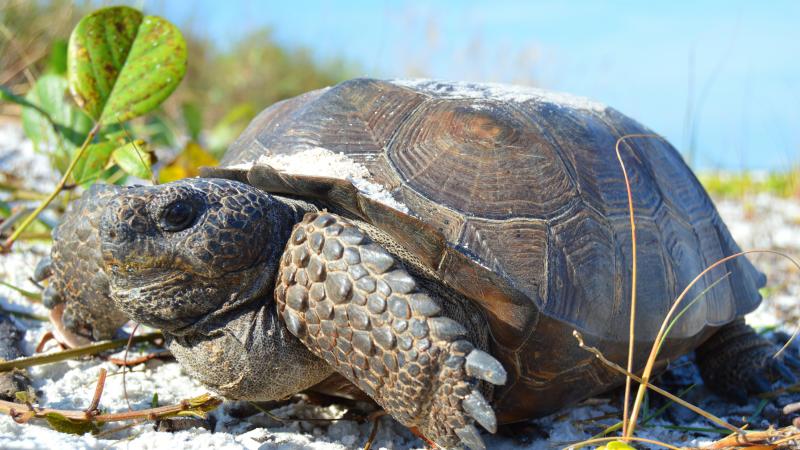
[162,195,331,400]
[167,194,318,337]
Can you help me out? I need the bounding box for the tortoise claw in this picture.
[455,424,486,450]
[41,285,62,309]
[33,256,53,282]
[463,391,497,433]
[465,350,507,386]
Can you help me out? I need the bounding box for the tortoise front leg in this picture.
[275,212,507,450]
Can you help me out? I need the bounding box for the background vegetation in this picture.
[1,0,352,158]
[1,0,797,201]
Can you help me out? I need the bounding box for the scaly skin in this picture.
[276,212,506,448]
[697,319,800,403]
[90,178,505,449]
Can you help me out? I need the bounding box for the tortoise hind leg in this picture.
[275,212,507,450]
[696,319,800,403]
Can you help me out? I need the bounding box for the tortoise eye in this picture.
[160,200,196,232]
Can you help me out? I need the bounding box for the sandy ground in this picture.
[0,121,798,449]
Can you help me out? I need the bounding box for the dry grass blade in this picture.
[628,249,800,436]
[563,435,681,450]
[362,411,386,450]
[2,121,102,251]
[613,132,665,437]
[774,325,800,360]
[573,330,742,435]
[703,427,800,449]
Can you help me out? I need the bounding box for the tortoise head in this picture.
[48,178,334,400]
[98,178,290,333]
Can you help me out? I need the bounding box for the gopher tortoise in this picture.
[38,79,799,449]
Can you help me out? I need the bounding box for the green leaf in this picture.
[73,140,117,185]
[1,86,33,107]
[14,391,32,403]
[207,103,255,157]
[19,75,93,172]
[44,412,100,435]
[67,6,187,124]
[151,392,159,408]
[133,113,179,149]
[47,40,68,75]
[112,140,152,179]
[181,102,203,142]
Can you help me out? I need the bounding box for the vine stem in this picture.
[1,393,221,424]
[0,332,163,372]
[2,121,102,250]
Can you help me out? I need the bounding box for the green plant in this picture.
[1,5,188,250]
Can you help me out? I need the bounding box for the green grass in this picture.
[699,169,800,199]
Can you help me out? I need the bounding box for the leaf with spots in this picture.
[67,6,187,124]
[44,412,101,435]
[72,140,117,186]
[112,140,153,179]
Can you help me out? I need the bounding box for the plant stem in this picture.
[2,121,102,250]
[0,393,221,424]
[573,330,742,435]
[0,332,163,372]
[628,249,800,437]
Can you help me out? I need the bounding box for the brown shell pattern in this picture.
[220,78,765,419]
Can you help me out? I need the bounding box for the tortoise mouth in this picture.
[107,265,191,290]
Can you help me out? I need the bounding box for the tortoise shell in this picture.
[209,78,764,421]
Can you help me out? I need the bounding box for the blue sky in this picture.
[145,1,800,170]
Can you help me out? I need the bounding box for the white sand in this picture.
[390,78,608,112]
[231,147,409,213]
